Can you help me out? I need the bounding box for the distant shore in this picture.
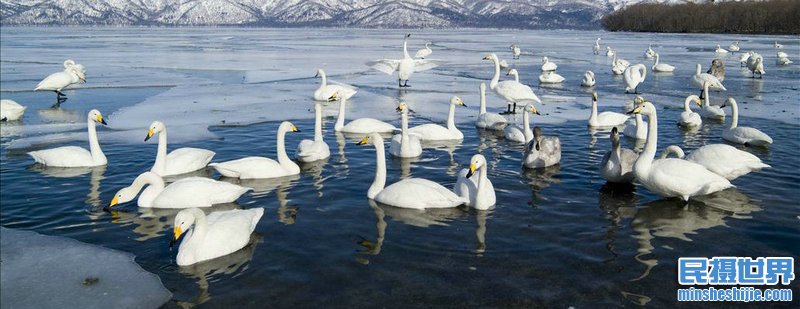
[602,0,799,35]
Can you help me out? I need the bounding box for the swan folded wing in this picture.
[540,137,562,163]
[495,81,541,103]
[453,169,473,200]
[342,118,396,133]
[650,159,732,197]
[597,112,630,126]
[155,178,248,208]
[377,178,464,209]
[164,148,215,174]
[367,59,401,75]
[408,124,451,140]
[35,72,72,91]
[504,125,526,143]
[477,113,508,130]
[28,146,94,167]
[297,140,330,159]
[197,209,263,260]
[413,59,442,72]
[733,128,773,145]
[210,157,284,179]
[319,84,358,100]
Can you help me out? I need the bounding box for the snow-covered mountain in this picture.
[0,0,694,29]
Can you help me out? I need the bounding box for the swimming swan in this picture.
[623,64,647,93]
[611,53,629,75]
[145,121,215,176]
[0,99,26,121]
[108,172,252,209]
[541,56,557,72]
[651,53,675,72]
[588,92,628,128]
[296,102,331,162]
[475,82,508,130]
[688,144,770,180]
[504,104,540,143]
[171,207,264,266]
[715,45,728,53]
[35,61,87,102]
[539,71,565,84]
[408,96,466,141]
[629,100,733,201]
[644,44,656,58]
[28,109,107,167]
[523,126,561,169]
[747,55,765,78]
[483,53,541,114]
[367,33,439,88]
[454,154,496,210]
[314,69,357,101]
[360,133,464,209]
[600,127,638,183]
[692,63,726,94]
[593,38,601,55]
[390,102,422,158]
[679,95,703,127]
[210,121,301,179]
[699,82,725,120]
[622,112,647,140]
[581,71,595,87]
[721,98,773,146]
[334,95,396,134]
[728,41,740,52]
[510,44,521,59]
[414,42,432,59]
[606,47,615,57]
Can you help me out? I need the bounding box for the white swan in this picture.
[777,51,789,59]
[644,44,656,58]
[454,154,496,210]
[408,96,466,141]
[623,113,647,140]
[581,71,596,87]
[360,133,463,209]
[510,44,521,59]
[588,92,629,128]
[475,83,508,130]
[367,33,439,88]
[600,127,638,183]
[507,68,520,82]
[334,95,396,134]
[145,121,215,176]
[606,46,615,57]
[498,59,509,70]
[171,207,263,266]
[728,41,740,52]
[721,98,773,146]
[414,42,432,59]
[774,41,783,49]
[34,62,86,101]
[108,172,252,209]
[679,95,703,127]
[777,54,793,65]
[686,144,770,180]
[539,71,565,84]
[715,45,728,54]
[296,102,330,162]
[652,53,675,72]
[210,121,301,179]
[740,52,751,67]
[593,38,601,55]
[541,56,557,72]
[483,53,541,114]
[659,145,685,159]
[313,69,357,102]
[629,101,733,201]
[28,109,107,167]
[623,64,647,93]
[1,99,26,121]
[611,53,629,75]
[504,104,539,143]
[691,63,726,93]
[699,82,726,120]
[390,102,422,158]
[523,126,561,168]
[747,55,765,78]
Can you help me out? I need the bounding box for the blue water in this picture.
[1,27,799,307]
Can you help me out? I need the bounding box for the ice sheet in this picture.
[0,227,171,309]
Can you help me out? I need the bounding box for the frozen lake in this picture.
[1,27,799,307]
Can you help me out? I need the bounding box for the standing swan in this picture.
[699,82,725,120]
[600,127,638,183]
[581,71,595,87]
[35,61,87,103]
[28,109,107,167]
[721,98,773,146]
[728,41,740,52]
[414,42,432,59]
[523,127,561,168]
[313,69,357,101]
[210,121,301,179]
[629,101,733,201]
[408,96,466,141]
[483,53,541,114]
[510,44,521,59]
[504,104,539,143]
[367,34,439,88]
[588,92,629,128]
[334,95,396,134]
[475,83,508,130]
[359,133,464,209]
[171,207,264,266]
[679,95,703,127]
[692,63,726,97]
[593,38,601,55]
[714,45,728,54]
[0,99,26,121]
[296,102,331,162]
[145,121,216,176]
[623,64,647,93]
[606,47,615,57]
[748,56,765,79]
[390,103,422,158]
[651,53,675,72]
[454,154,496,210]
[107,172,252,209]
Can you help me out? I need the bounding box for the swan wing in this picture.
[341,118,396,134]
[27,146,96,167]
[408,124,456,141]
[155,177,251,208]
[726,127,773,145]
[35,72,73,91]
[366,59,401,75]
[649,159,732,198]
[182,208,263,264]
[540,136,562,165]
[476,113,507,130]
[209,157,287,179]
[495,81,541,103]
[376,178,464,209]
[504,125,526,143]
[162,147,215,176]
[680,111,701,126]
[596,112,630,126]
[686,144,770,180]
[413,59,442,72]
[296,140,330,161]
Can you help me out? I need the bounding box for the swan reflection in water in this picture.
[299,158,330,198]
[30,164,107,217]
[220,175,300,225]
[523,165,561,203]
[176,233,263,309]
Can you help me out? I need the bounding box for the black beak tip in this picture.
[466,171,474,179]
[102,206,111,212]
[144,135,151,142]
[100,119,108,125]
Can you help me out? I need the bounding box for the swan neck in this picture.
[590,99,598,122]
[154,130,167,173]
[319,71,327,86]
[490,57,500,89]
[447,102,456,130]
[314,104,323,142]
[479,85,487,114]
[276,127,292,167]
[134,173,164,207]
[654,54,660,65]
[335,98,346,130]
[636,110,658,176]
[730,100,738,129]
[187,208,208,245]
[522,111,532,142]
[703,85,709,107]
[368,140,386,199]
[683,97,692,112]
[86,117,105,164]
[403,36,410,59]
[400,109,409,146]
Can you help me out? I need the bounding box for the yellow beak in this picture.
[694,99,702,106]
[96,115,107,125]
[466,163,477,178]
[357,136,369,145]
[109,195,119,208]
[173,226,183,240]
[291,125,300,132]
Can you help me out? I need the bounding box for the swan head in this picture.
[172,209,198,246]
[63,59,76,68]
[395,102,408,113]
[542,56,548,64]
[108,186,138,209]
[314,69,324,78]
[465,154,487,179]
[356,132,384,146]
[720,97,737,109]
[525,104,540,115]
[610,127,620,147]
[686,95,702,107]
[88,109,107,125]
[450,96,466,107]
[591,92,598,103]
[145,120,165,142]
[405,33,411,38]
[482,53,498,61]
[506,68,518,77]
[627,100,655,116]
[328,91,339,102]
[280,121,300,133]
